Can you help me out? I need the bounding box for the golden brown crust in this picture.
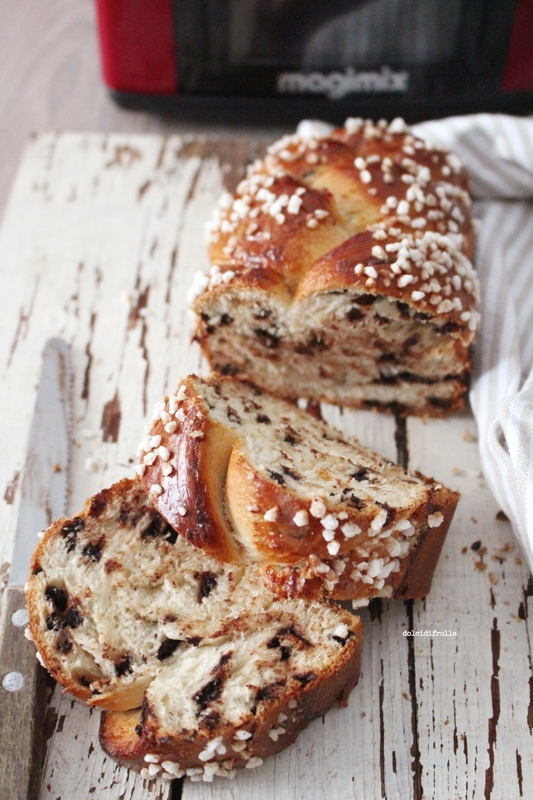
[100,709,146,763]
[141,387,244,563]
[261,484,458,602]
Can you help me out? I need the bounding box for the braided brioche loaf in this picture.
[139,373,458,605]
[190,118,479,417]
[26,479,361,781]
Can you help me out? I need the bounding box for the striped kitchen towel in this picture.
[413,115,533,568]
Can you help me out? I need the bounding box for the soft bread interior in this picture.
[28,478,361,714]
[140,375,457,601]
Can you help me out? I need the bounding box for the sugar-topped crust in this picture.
[139,373,458,603]
[191,118,479,416]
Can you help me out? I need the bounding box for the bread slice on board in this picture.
[139,373,458,604]
[26,478,361,780]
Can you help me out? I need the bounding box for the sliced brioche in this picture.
[138,373,458,603]
[26,478,361,777]
[191,118,480,417]
[100,611,358,782]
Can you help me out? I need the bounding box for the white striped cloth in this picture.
[411,114,533,568]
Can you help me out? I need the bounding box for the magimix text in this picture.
[277,66,409,100]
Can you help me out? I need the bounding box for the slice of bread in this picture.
[191,118,480,417]
[26,478,361,779]
[139,373,458,603]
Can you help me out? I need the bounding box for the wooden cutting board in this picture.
[0,133,530,800]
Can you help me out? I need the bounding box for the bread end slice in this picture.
[99,618,361,781]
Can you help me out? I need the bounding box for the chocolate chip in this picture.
[82,537,104,562]
[396,301,410,316]
[193,677,223,712]
[294,333,328,355]
[438,321,460,335]
[198,572,218,599]
[280,646,292,661]
[254,328,280,349]
[141,515,177,544]
[46,606,83,631]
[46,613,65,631]
[427,396,451,409]
[185,636,202,647]
[333,631,354,646]
[354,294,376,306]
[88,495,107,518]
[115,654,133,677]
[61,517,84,552]
[64,607,83,629]
[294,672,316,686]
[346,307,363,322]
[351,468,369,482]
[341,490,365,510]
[471,540,482,551]
[256,413,271,424]
[283,426,300,446]
[219,363,241,376]
[282,465,301,481]
[227,406,242,424]
[379,372,398,385]
[157,639,182,661]
[220,313,233,325]
[256,683,281,702]
[198,710,221,730]
[45,586,68,612]
[56,630,72,654]
[269,471,285,485]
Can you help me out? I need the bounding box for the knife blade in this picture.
[0,338,72,800]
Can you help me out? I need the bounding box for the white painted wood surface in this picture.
[0,133,531,800]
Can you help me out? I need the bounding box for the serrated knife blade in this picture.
[0,338,72,800]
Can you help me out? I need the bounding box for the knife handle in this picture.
[0,586,47,800]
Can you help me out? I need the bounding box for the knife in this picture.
[0,339,72,800]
